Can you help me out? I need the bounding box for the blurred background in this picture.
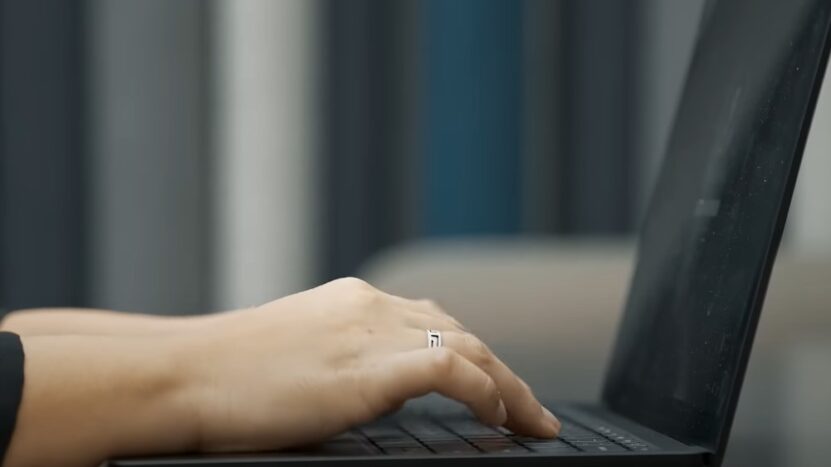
[1,1,830,466]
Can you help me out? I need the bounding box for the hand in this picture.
[180,277,560,452]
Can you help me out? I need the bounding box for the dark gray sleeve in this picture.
[0,332,24,465]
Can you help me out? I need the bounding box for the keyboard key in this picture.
[561,433,605,439]
[520,439,570,446]
[442,420,502,438]
[398,420,460,442]
[359,426,417,447]
[587,423,655,450]
[562,437,610,445]
[510,435,552,443]
[464,435,511,446]
[469,439,515,446]
[374,439,424,449]
[523,440,578,453]
[566,438,615,445]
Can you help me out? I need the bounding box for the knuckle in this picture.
[335,276,373,292]
[420,299,443,313]
[338,279,383,308]
[482,376,499,399]
[430,348,457,376]
[462,333,491,366]
[422,300,458,323]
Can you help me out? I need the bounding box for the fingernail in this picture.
[542,407,561,436]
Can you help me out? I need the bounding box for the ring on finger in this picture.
[427,329,443,348]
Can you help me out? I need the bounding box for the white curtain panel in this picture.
[213,0,321,309]
[792,59,831,257]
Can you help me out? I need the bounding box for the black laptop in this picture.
[110,0,831,465]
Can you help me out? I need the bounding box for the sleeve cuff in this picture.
[0,332,25,464]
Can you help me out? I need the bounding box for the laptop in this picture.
[111,0,831,465]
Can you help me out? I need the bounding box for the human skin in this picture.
[0,277,559,467]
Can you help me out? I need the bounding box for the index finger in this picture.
[364,347,508,428]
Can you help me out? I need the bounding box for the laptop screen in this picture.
[602,0,831,452]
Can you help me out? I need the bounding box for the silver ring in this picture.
[427,329,443,348]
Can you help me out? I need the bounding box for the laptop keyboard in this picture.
[341,414,654,456]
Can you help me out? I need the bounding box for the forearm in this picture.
[0,309,200,337]
[4,334,198,467]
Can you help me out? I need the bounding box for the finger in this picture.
[367,348,507,427]
[440,331,559,438]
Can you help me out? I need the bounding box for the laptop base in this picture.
[107,402,708,467]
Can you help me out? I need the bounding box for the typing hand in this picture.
[181,278,560,452]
